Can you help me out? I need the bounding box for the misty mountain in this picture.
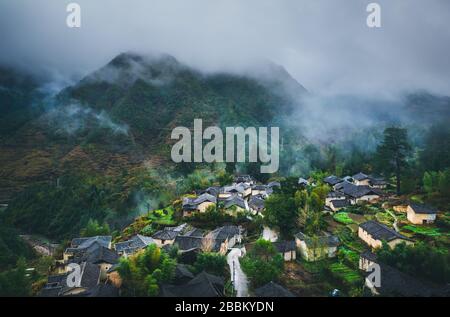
[1,52,449,204]
[0,66,45,136]
[57,52,305,148]
[404,93,450,123]
[0,53,306,203]
[1,51,449,238]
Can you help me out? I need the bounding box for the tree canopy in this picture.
[376,242,450,284]
[375,127,412,195]
[240,239,284,288]
[117,244,176,296]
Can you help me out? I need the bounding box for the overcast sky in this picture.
[1,0,450,96]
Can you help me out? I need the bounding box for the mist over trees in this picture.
[375,127,412,195]
[0,51,449,297]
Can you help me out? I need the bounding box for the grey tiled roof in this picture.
[327,191,346,198]
[115,234,155,253]
[223,183,250,194]
[70,236,112,249]
[408,203,438,214]
[330,199,350,208]
[161,271,224,297]
[79,262,101,289]
[209,225,240,241]
[71,244,119,265]
[87,283,119,297]
[153,223,189,241]
[352,172,369,181]
[249,196,265,210]
[359,221,410,242]
[267,181,281,188]
[152,229,179,241]
[338,182,383,198]
[369,175,388,185]
[194,193,217,204]
[295,232,340,247]
[38,287,62,297]
[364,260,449,297]
[254,281,295,297]
[201,186,221,196]
[174,264,195,280]
[360,251,378,262]
[298,177,309,185]
[182,197,199,210]
[274,241,296,253]
[174,235,203,251]
[40,261,101,297]
[252,184,268,191]
[323,175,343,186]
[224,195,247,209]
[183,228,205,238]
[235,175,253,183]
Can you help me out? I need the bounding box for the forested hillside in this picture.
[1,52,449,246]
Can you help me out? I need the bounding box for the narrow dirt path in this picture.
[262,226,278,242]
[386,210,399,232]
[227,248,249,297]
[20,235,58,257]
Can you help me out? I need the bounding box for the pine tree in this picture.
[375,127,412,195]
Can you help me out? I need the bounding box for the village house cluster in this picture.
[319,172,444,295]
[181,175,279,218]
[38,174,286,297]
[38,172,443,297]
[39,222,243,297]
[323,173,386,212]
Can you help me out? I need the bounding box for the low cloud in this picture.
[0,0,449,95]
[44,102,129,136]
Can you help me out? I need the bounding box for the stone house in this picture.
[406,203,438,224]
[295,232,339,261]
[358,220,413,249]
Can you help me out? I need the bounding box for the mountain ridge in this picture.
[0,52,306,202]
[1,52,449,205]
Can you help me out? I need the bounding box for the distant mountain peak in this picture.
[108,52,180,70]
[77,52,184,89]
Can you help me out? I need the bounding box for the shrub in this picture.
[240,239,284,288]
[333,212,354,225]
[194,252,227,276]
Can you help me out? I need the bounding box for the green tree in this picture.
[376,242,449,284]
[194,252,227,276]
[0,223,34,271]
[309,170,328,185]
[144,275,159,296]
[423,171,435,194]
[311,184,330,203]
[80,219,110,237]
[117,244,176,296]
[264,194,298,237]
[294,190,308,210]
[375,127,412,195]
[295,187,328,235]
[437,169,450,197]
[422,169,450,206]
[216,170,234,187]
[0,258,31,296]
[304,211,326,235]
[279,177,300,196]
[308,192,322,213]
[420,123,450,172]
[240,239,284,288]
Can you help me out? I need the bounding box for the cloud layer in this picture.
[1,0,450,95]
